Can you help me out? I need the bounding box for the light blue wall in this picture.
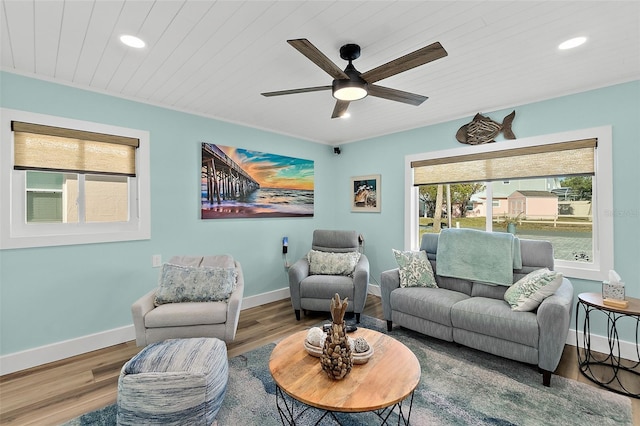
[1,71,638,355]
[0,72,337,355]
[335,80,640,340]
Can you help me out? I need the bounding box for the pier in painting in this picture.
[202,143,259,204]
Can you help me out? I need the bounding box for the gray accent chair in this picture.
[131,255,244,346]
[381,234,574,387]
[288,230,369,323]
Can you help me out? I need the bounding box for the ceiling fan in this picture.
[261,39,448,119]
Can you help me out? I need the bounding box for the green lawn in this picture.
[419,216,592,236]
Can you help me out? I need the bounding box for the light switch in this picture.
[152,254,162,267]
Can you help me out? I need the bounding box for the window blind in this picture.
[12,121,138,176]
[412,138,596,186]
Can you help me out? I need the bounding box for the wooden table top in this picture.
[269,328,421,413]
[578,292,640,315]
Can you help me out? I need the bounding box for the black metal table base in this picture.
[275,385,415,425]
[576,299,640,398]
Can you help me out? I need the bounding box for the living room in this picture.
[1,1,639,425]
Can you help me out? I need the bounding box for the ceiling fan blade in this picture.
[287,39,349,80]
[367,85,428,106]
[261,85,331,97]
[331,100,350,119]
[360,42,448,84]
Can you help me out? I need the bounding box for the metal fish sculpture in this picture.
[456,110,516,145]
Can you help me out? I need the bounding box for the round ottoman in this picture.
[117,337,228,425]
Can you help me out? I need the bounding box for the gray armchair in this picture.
[131,255,244,347]
[288,230,369,323]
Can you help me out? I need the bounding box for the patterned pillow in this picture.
[504,268,563,311]
[307,250,361,276]
[392,249,438,288]
[154,263,237,305]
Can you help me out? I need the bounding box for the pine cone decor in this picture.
[320,294,353,380]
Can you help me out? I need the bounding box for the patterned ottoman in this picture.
[117,338,228,425]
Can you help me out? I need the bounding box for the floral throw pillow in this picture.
[392,249,438,288]
[154,263,237,305]
[307,250,361,276]
[504,268,563,312]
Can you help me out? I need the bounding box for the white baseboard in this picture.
[0,324,136,376]
[0,287,292,376]
[368,283,381,297]
[566,328,638,362]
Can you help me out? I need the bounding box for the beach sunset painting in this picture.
[201,143,314,219]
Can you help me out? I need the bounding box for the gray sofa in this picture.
[381,233,574,386]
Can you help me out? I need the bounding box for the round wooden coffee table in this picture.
[269,327,420,425]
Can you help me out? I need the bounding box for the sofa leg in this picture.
[541,369,551,387]
[386,320,393,332]
[295,309,300,321]
[355,313,361,323]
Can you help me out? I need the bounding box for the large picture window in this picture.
[1,109,151,249]
[404,126,613,281]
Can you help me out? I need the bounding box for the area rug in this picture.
[65,316,632,425]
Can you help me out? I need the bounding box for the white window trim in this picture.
[405,126,613,281]
[0,108,151,249]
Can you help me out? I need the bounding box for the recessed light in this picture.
[120,35,146,49]
[558,36,586,50]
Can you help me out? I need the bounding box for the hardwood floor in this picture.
[1,294,638,425]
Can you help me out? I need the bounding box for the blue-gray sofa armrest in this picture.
[537,278,574,373]
[352,254,370,313]
[131,289,156,347]
[380,268,401,322]
[288,258,310,310]
[225,260,244,342]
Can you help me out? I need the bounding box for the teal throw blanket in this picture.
[436,228,522,286]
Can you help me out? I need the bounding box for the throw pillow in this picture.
[392,249,438,288]
[504,268,563,312]
[307,250,361,276]
[154,263,237,305]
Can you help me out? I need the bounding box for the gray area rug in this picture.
[65,316,632,425]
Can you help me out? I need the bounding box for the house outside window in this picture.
[405,126,613,281]
[0,109,151,249]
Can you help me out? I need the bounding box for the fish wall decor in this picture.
[456,110,516,145]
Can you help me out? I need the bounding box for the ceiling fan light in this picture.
[120,34,146,48]
[332,80,368,101]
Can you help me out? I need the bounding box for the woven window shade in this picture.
[412,139,596,186]
[12,121,138,176]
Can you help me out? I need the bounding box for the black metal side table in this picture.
[576,292,640,398]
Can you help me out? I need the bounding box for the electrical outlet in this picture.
[152,254,162,268]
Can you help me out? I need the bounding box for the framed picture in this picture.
[201,143,314,219]
[351,174,381,212]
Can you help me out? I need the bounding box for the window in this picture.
[404,126,613,281]
[1,108,150,249]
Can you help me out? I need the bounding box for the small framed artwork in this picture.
[351,174,381,212]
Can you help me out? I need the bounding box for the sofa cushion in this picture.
[307,250,361,276]
[391,287,469,327]
[504,268,563,311]
[155,263,237,305]
[145,301,227,327]
[451,297,539,347]
[300,274,354,300]
[392,249,437,288]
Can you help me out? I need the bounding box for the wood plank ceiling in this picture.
[1,1,639,145]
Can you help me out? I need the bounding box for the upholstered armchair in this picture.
[288,230,369,323]
[131,255,244,347]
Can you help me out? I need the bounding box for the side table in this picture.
[575,292,640,398]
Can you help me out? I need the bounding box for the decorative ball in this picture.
[306,327,326,347]
[353,337,370,353]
